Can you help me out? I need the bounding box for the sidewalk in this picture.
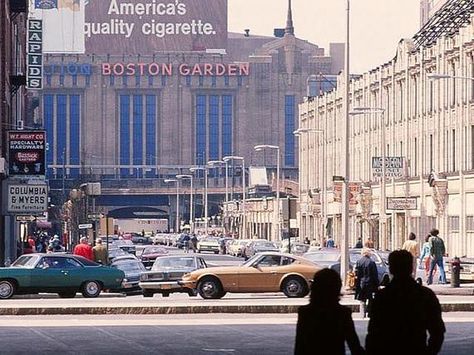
[427,283,474,296]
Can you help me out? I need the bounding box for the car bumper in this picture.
[177,280,196,288]
[199,246,219,252]
[139,281,192,293]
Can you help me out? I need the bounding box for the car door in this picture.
[30,257,70,290]
[237,255,282,292]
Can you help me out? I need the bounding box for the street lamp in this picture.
[349,108,386,251]
[223,156,246,238]
[190,166,208,235]
[176,174,193,233]
[254,145,280,241]
[294,128,326,243]
[164,178,179,233]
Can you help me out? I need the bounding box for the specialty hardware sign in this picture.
[4,183,48,214]
[8,131,46,176]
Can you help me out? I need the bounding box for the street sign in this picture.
[87,213,103,220]
[16,215,36,222]
[372,157,404,179]
[3,181,48,214]
[386,197,417,210]
[78,223,93,230]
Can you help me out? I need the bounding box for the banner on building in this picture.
[29,0,85,53]
[372,156,404,179]
[8,131,46,177]
[333,182,360,206]
[386,197,417,210]
[27,19,43,89]
[3,182,48,215]
[84,0,228,54]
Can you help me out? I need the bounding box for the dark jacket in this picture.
[366,277,445,355]
[355,255,379,301]
[295,304,364,355]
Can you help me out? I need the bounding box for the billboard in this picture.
[29,0,85,53]
[3,182,48,215]
[372,156,405,179]
[8,131,46,176]
[84,0,228,54]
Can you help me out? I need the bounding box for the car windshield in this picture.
[201,238,218,243]
[350,252,382,264]
[143,247,166,255]
[152,257,196,270]
[241,254,262,266]
[112,261,145,272]
[11,255,39,268]
[305,252,340,263]
[255,242,277,249]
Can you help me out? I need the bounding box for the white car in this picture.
[197,237,220,254]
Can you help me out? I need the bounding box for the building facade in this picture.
[37,1,343,229]
[298,10,474,257]
[0,0,28,264]
[420,0,449,27]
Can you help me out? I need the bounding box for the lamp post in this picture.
[350,108,386,250]
[254,145,280,241]
[164,179,179,233]
[207,160,225,235]
[223,156,246,238]
[341,0,351,284]
[176,174,193,233]
[190,166,208,235]
[294,128,325,243]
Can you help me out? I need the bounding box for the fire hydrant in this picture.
[450,257,462,288]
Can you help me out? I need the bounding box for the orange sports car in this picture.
[179,252,320,299]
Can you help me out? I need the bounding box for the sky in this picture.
[228,0,420,74]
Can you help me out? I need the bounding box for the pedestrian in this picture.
[73,237,93,261]
[354,237,363,249]
[49,235,63,252]
[427,229,447,285]
[354,248,379,318]
[364,237,374,249]
[303,237,310,245]
[294,268,364,355]
[365,250,445,355]
[191,234,198,252]
[182,233,191,253]
[325,237,335,248]
[420,234,436,277]
[92,238,109,265]
[402,232,419,278]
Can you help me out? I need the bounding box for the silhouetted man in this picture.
[366,250,445,355]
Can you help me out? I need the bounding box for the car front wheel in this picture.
[142,290,154,297]
[0,280,16,299]
[81,281,102,298]
[197,278,224,299]
[282,277,308,298]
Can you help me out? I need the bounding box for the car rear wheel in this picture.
[282,277,308,298]
[58,291,76,298]
[197,277,224,299]
[142,290,154,297]
[0,280,16,299]
[161,292,170,297]
[81,281,102,298]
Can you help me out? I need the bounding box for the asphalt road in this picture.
[0,314,472,354]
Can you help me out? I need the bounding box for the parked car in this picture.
[228,239,251,257]
[140,246,169,268]
[197,237,220,254]
[139,255,208,297]
[303,248,389,283]
[243,240,279,259]
[179,252,321,299]
[280,242,310,256]
[110,255,146,292]
[131,234,152,245]
[0,254,124,299]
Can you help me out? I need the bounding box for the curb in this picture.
[0,303,472,316]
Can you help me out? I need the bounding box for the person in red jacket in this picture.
[73,237,93,260]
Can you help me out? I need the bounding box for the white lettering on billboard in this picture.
[372,157,404,178]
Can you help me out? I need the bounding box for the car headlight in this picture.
[123,278,128,282]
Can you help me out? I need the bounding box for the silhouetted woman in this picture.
[295,268,364,355]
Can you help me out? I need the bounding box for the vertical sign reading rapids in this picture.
[84,0,228,54]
